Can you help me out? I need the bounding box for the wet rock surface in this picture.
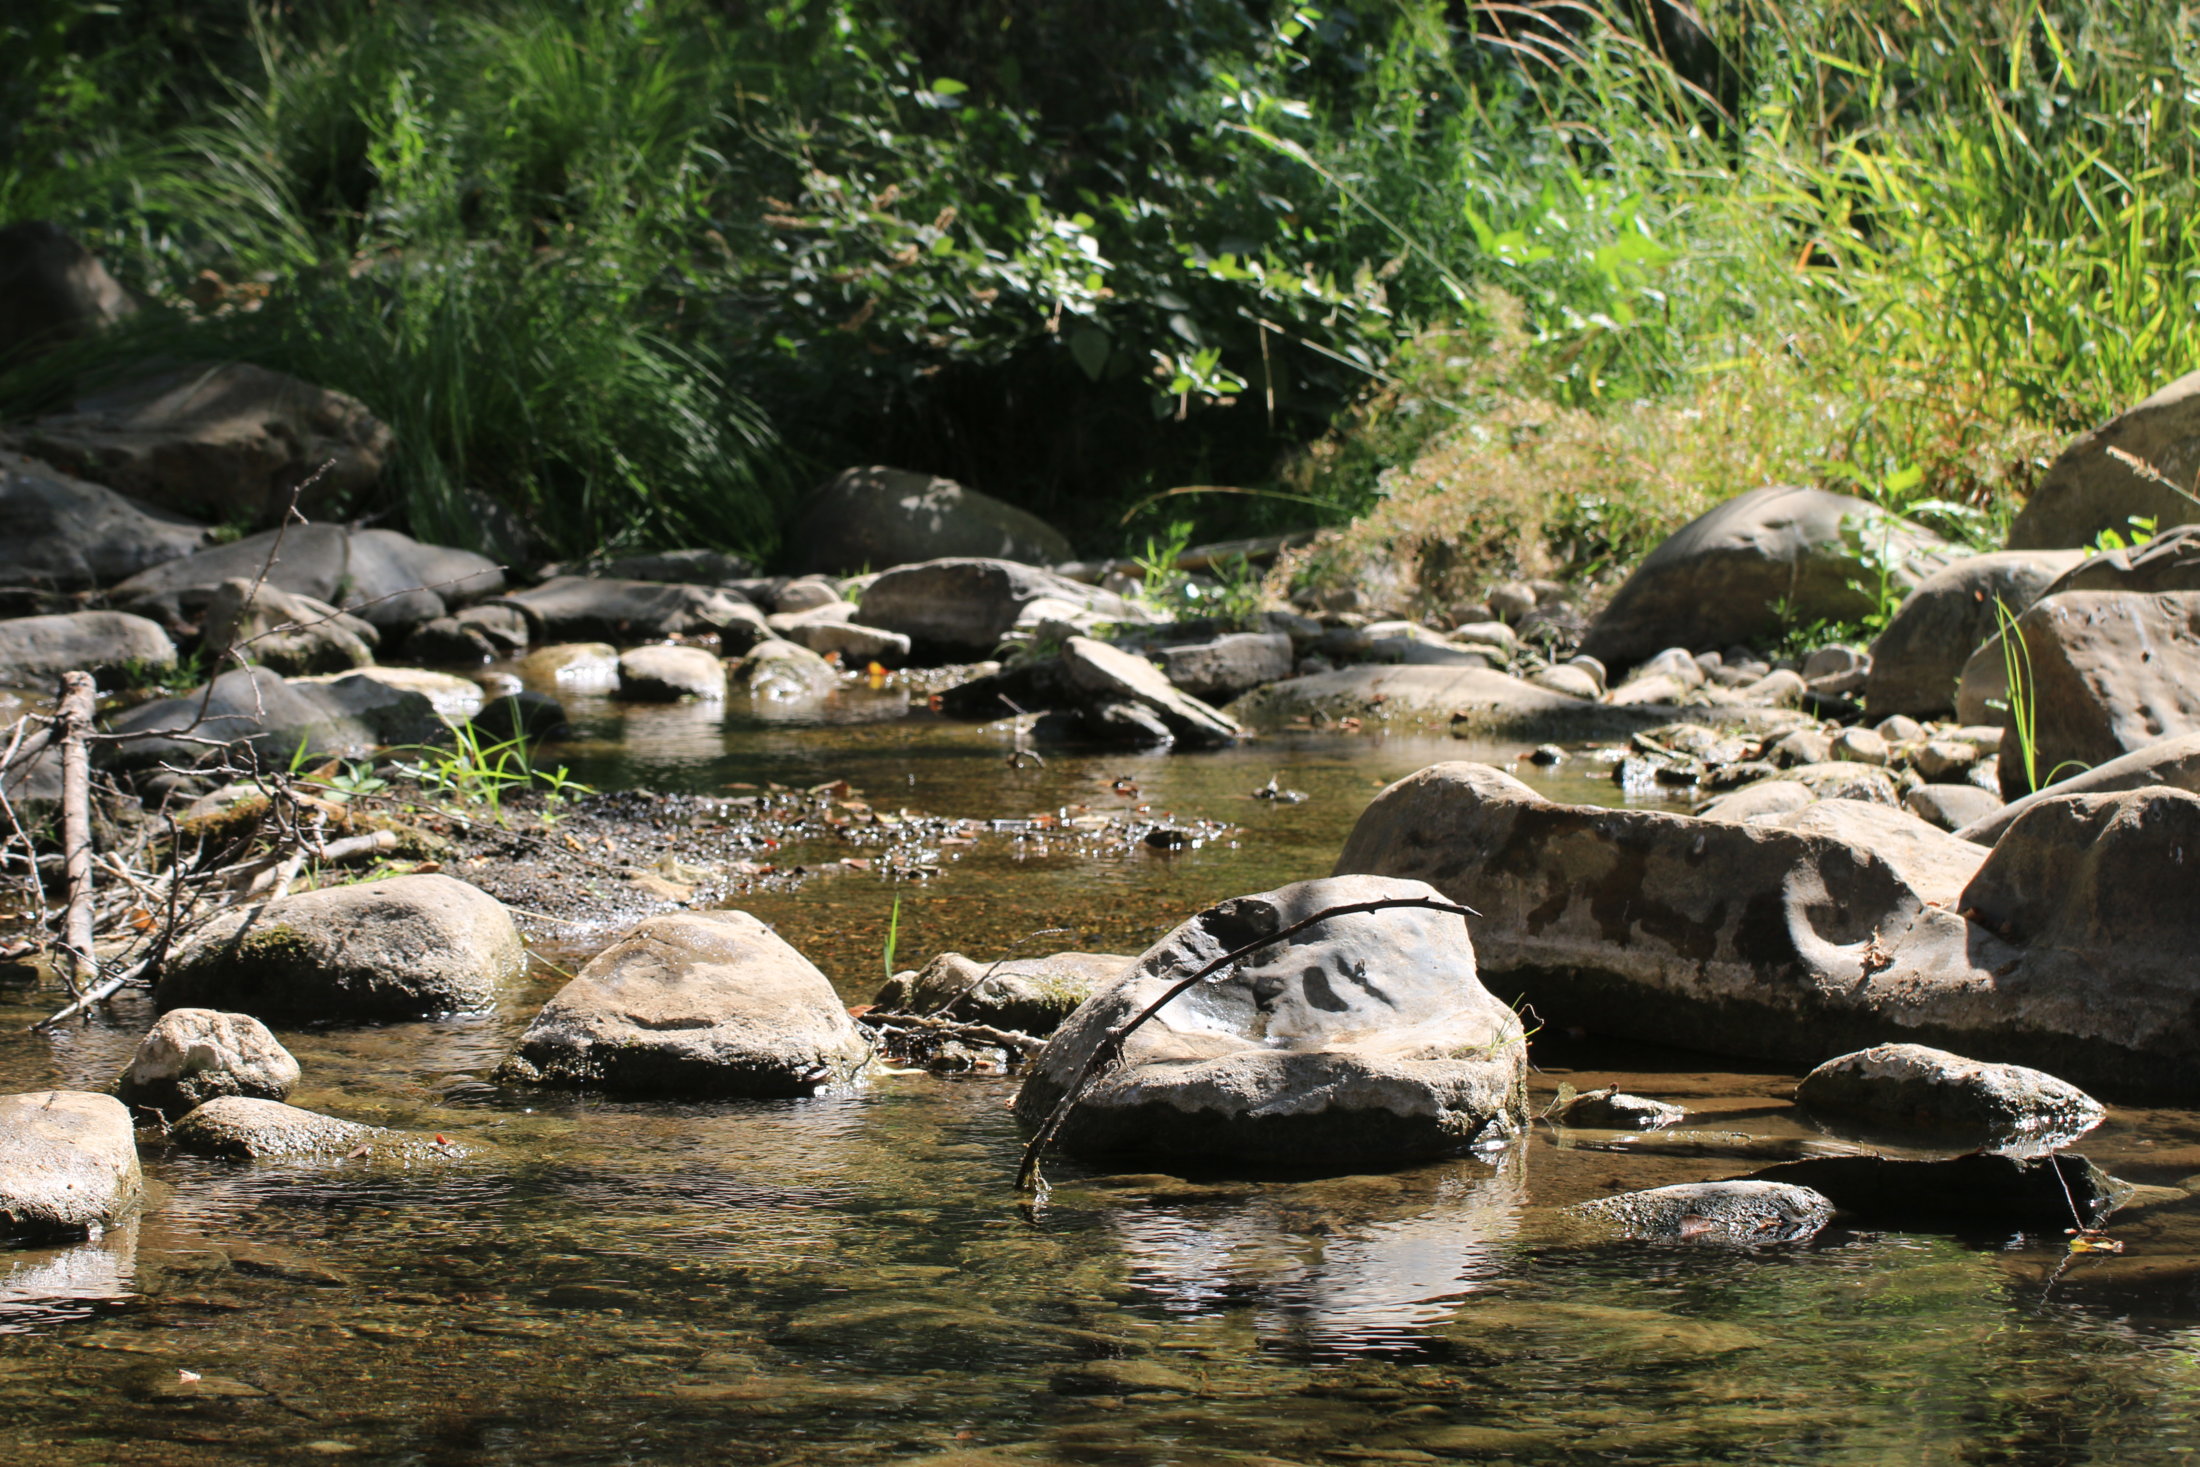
[1566,1181,1833,1244]
[166,1097,376,1160]
[1553,1088,1686,1130]
[1013,874,1530,1164]
[156,874,526,1021]
[873,951,1132,1036]
[1745,1153,2126,1231]
[500,910,872,1097]
[114,1009,300,1118]
[1794,1043,2102,1149]
[0,1091,140,1243]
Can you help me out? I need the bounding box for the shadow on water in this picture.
[4,687,2200,1463]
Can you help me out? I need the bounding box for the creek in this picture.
[4,686,2200,1465]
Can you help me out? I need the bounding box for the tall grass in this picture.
[5,1,2199,569]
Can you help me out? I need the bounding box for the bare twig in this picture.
[1014,894,1481,1195]
[54,671,98,1001]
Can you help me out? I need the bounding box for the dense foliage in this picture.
[3,1,2196,577]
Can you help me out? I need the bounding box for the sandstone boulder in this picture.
[113,523,501,635]
[1336,764,2200,1096]
[616,644,726,701]
[155,874,524,1021]
[873,951,1132,1036]
[1955,590,2200,792]
[499,910,870,1096]
[2007,371,2200,548]
[0,611,174,688]
[1012,874,1530,1164]
[1954,730,2200,844]
[0,1091,140,1243]
[199,577,376,676]
[5,362,391,524]
[2039,523,2200,597]
[1581,486,1948,670]
[0,449,208,592]
[1059,637,1239,749]
[1794,1042,2102,1148]
[791,466,1073,574]
[100,666,443,774]
[1156,631,1295,701]
[115,1009,300,1118]
[1865,549,2087,717]
[494,576,768,649]
[857,558,1143,661]
[0,222,135,367]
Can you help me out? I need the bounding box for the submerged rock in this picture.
[1554,1088,1686,1130]
[115,1009,300,1118]
[156,874,525,1021]
[1012,874,1529,1165]
[1795,1043,2102,1150]
[1566,1181,1832,1244]
[499,910,870,1097]
[873,951,1132,1037]
[0,1091,141,1243]
[167,1097,375,1160]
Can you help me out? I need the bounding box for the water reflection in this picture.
[1109,1151,1526,1352]
[0,1219,137,1333]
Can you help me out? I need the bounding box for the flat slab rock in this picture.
[1566,1181,1833,1244]
[1013,873,1530,1164]
[500,910,871,1097]
[1796,1042,2103,1149]
[0,1091,141,1242]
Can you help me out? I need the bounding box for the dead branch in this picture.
[54,671,98,1001]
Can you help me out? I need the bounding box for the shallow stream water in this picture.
[6,688,2200,1465]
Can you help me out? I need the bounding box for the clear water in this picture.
[6,685,2200,1465]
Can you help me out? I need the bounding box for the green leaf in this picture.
[1069,325,1111,382]
[929,77,967,96]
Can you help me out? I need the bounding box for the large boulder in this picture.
[1864,550,2087,717]
[1336,763,2200,1095]
[1059,636,1239,748]
[2039,523,2200,596]
[1955,591,2200,792]
[1011,874,1530,1164]
[1794,1042,2102,1147]
[498,910,871,1097]
[1156,631,1296,701]
[0,449,208,592]
[494,576,768,649]
[0,222,135,367]
[4,362,391,524]
[2007,372,2200,549]
[1580,486,1949,670]
[0,1091,141,1243]
[873,951,1132,1036]
[0,611,174,688]
[856,558,1144,661]
[99,666,443,773]
[198,578,376,676]
[113,523,502,635]
[1954,730,2200,844]
[115,1009,301,1118]
[155,874,525,1021]
[599,548,760,586]
[790,466,1074,574]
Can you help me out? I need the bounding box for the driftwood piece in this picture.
[54,670,97,1000]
